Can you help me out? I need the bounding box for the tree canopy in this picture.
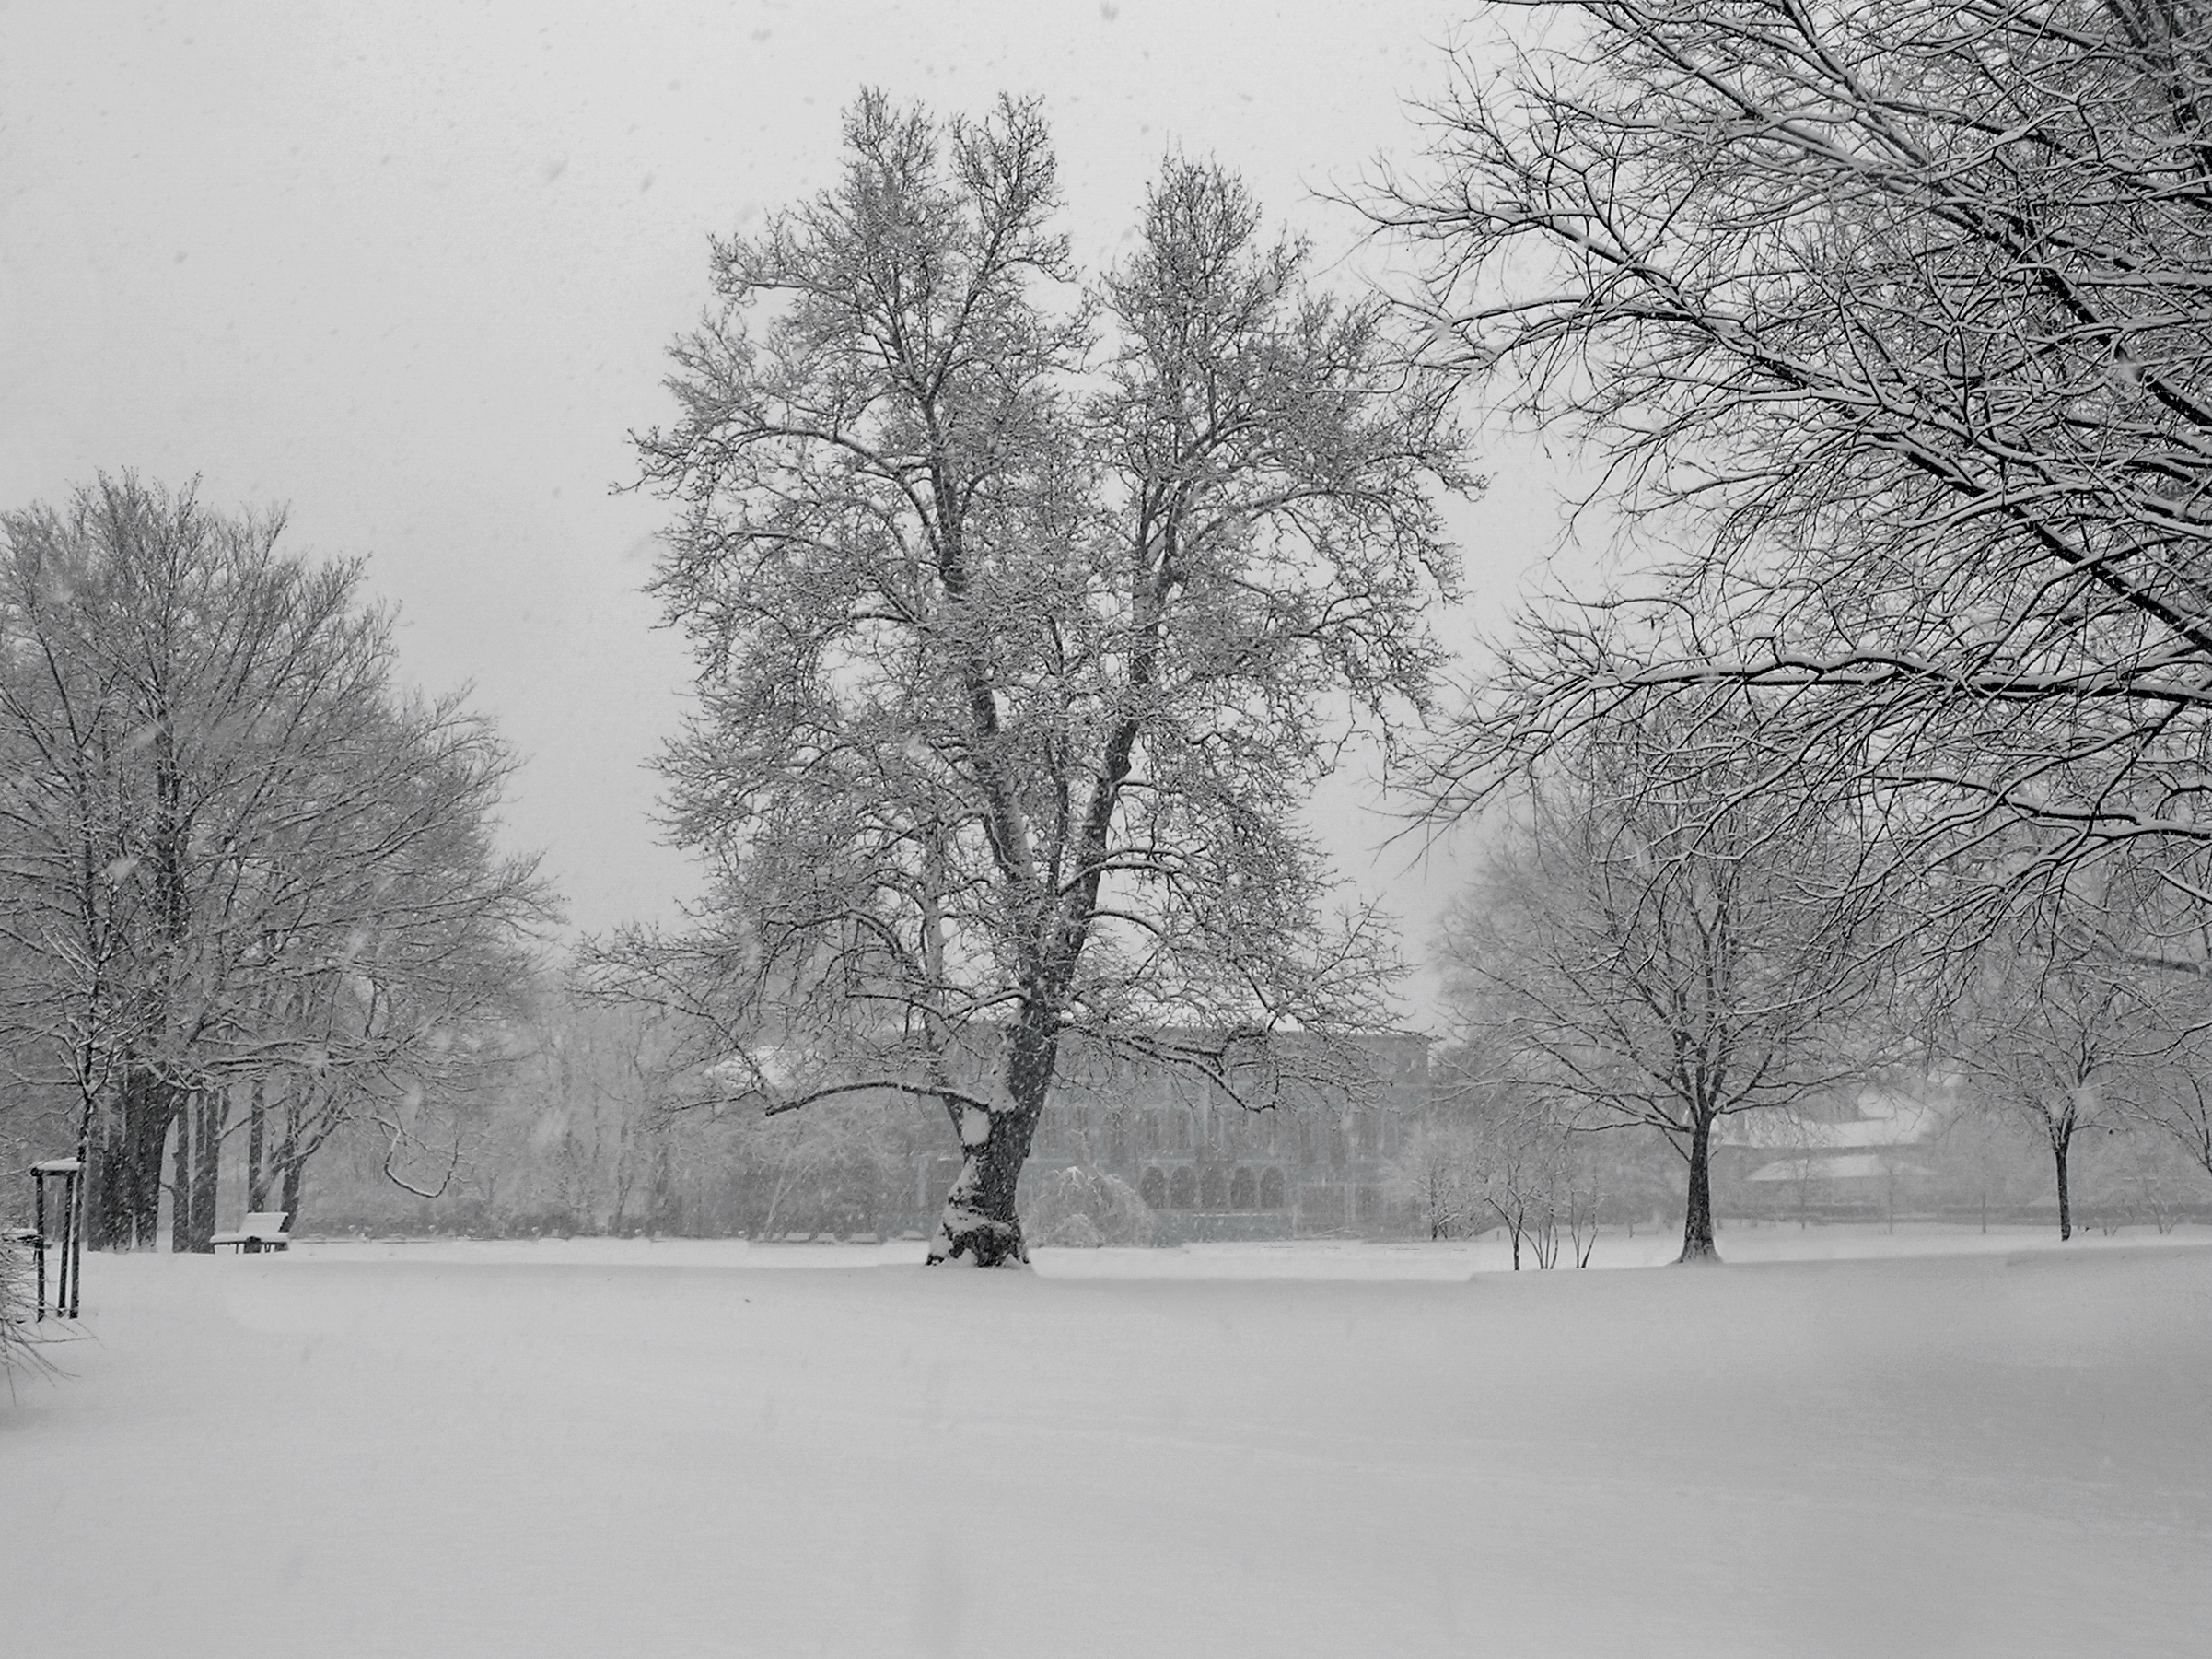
[1382,0,2212,913]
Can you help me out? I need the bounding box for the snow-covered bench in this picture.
[210,1211,290,1253]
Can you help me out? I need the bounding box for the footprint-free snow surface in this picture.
[8,1228,2210,1656]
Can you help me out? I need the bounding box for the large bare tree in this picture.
[628,92,1468,1265]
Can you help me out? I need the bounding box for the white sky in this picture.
[0,1,1574,1014]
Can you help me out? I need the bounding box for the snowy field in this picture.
[7,1228,2211,1658]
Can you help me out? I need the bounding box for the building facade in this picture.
[917,1032,1435,1243]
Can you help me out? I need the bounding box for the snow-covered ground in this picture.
[7,1226,2210,1657]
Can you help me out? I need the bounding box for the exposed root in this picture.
[926,1208,1029,1268]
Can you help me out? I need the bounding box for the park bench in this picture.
[210,1211,291,1253]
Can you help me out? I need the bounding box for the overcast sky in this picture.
[1,1,1570,1017]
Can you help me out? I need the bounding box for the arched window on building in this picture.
[1110,1116,1130,1166]
[1200,1166,1228,1209]
[1169,1166,1198,1209]
[1229,1167,1256,1210]
[1140,1167,1167,1209]
[1259,1167,1286,1209]
[1171,1110,1193,1152]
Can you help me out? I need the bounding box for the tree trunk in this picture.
[93,1069,177,1249]
[648,1134,674,1238]
[187,1090,223,1252]
[927,1014,1056,1268]
[1679,1115,1720,1264]
[169,1101,193,1255]
[2052,1130,2074,1242]
[279,1091,305,1231]
[246,1074,269,1212]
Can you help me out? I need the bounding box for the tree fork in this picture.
[928,1014,1057,1268]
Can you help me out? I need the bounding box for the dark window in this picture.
[1230,1168,1256,1210]
[1140,1167,1166,1209]
[1169,1166,1198,1209]
[1259,1167,1286,1209]
[1201,1166,1228,1209]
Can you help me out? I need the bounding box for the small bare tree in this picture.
[1428,1049,1616,1269]
[1953,950,2145,1240]
[1471,1099,1578,1270]
[1948,850,2212,1234]
[1382,1120,1488,1241]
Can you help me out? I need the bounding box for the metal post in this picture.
[60,1167,77,1317]
[33,1171,47,1321]
[65,1162,83,1317]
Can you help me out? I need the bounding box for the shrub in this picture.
[1026,1166,1155,1248]
[1,1232,51,1383]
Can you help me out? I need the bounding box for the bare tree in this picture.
[498,988,697,1236]
[0,476,551,1248]
[1439,696,1892,1261]
[1946,849,2212,1233]
[1382,1120,1487,1240]
[1377,0,2212,915]
[625,92,1468,1266]
[2137,1069,2212,1184]
[0,1232,55,1381]
[1470,1098,1573,1269]
[1952,947,2146,1239]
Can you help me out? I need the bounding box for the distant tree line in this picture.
[297,987,944,1240]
